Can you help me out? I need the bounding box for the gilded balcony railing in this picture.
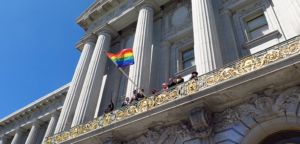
[45,36,300,144]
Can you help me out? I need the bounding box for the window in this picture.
[182,49,195,69]
[247,14,269,40]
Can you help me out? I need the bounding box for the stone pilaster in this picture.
[43,112,59,142]
[55,35,97,133]
[71,29,113,127]
[11,128,27,144]
[191,0,222,75]
[125,3,154,96]
[220,10,239,64]
[0,135,11,144]
[160,40,171,85]
[25,119,44,144]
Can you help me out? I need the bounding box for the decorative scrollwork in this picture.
[117,110,127,120]
[127,106,139,116]
[46,137,52,144]
[185,80,198,94]
[155,94,166,105]
[103,113,112,126]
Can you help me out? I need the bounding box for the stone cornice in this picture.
[0,83,70,126]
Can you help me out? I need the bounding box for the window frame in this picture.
[247,14,268,33]
[243,12,269,41]
[181,47,195,70]
[182,48,195,69]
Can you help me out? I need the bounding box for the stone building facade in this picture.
[1,0,300,144]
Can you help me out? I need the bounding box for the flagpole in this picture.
[102,50,147,98]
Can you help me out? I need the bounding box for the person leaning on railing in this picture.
[168,78,177,88]
[122,97,130,107]
[189,72,198,80]
[137,89,145,101]
[152,89,159,94]
[176,75,184,84]
[104,99,114,113]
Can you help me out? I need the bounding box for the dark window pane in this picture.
[183,58,195,69]
[183,49,194,61]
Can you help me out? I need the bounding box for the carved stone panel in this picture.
[162,0,192,38]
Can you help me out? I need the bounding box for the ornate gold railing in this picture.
[45,36,300,144]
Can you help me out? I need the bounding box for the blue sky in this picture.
[0,0,94,119]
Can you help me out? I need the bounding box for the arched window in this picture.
[260,130,300,144]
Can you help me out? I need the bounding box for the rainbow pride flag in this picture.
[107,49,134,67]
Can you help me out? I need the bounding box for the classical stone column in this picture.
[11,128,27,144]
[160,41,171,85]
[284,0,300,35]
[0,135,11,144]
[43,112,59,142]
[191,0,222,75]
[54,35,96,133]
[71,29,113,127]
[25,120,44,144]
[125,3,154,97]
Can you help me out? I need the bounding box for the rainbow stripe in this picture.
[107,49,134,67]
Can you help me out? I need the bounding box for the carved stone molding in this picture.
[0,98,65,136]
[222,0,238,7]
[173,35,193,48]
[103,137,121,144]
[236,0,266,16]
[212,86,300,132]
[124,121,197,144]
[86,0,140,33]
[189,107,213,138]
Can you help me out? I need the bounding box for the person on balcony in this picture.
[168,78,177,88]
[130,90,140,104]
[137,89,145,101]
[189,72,198,80]
[122,97,130,107]
[152,89,159,94]
[176,75,184,84]
[162,83,168,91]
[104,100,114,113]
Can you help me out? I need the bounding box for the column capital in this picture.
[93,23,118,38]
[220,9,233,18]
[0,134,11,139]
[50,110,60,117]
[81,33,97,44]
[138,0,160,12]
[160,40,171,48]
[16,127,28,134]
[32,119,44,126]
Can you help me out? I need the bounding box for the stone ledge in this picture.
[243,30,280,49]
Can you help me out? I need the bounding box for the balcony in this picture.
[45,36,300,144]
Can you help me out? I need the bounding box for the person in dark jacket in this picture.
[189,72,198,80]
[168,78,177,88]
[104,100,114,113]
[137,89,145,100]
[176,75,184,84]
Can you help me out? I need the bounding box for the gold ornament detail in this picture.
[46,137,52,144]
[103,113,112,126]
[185,80,198,94]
